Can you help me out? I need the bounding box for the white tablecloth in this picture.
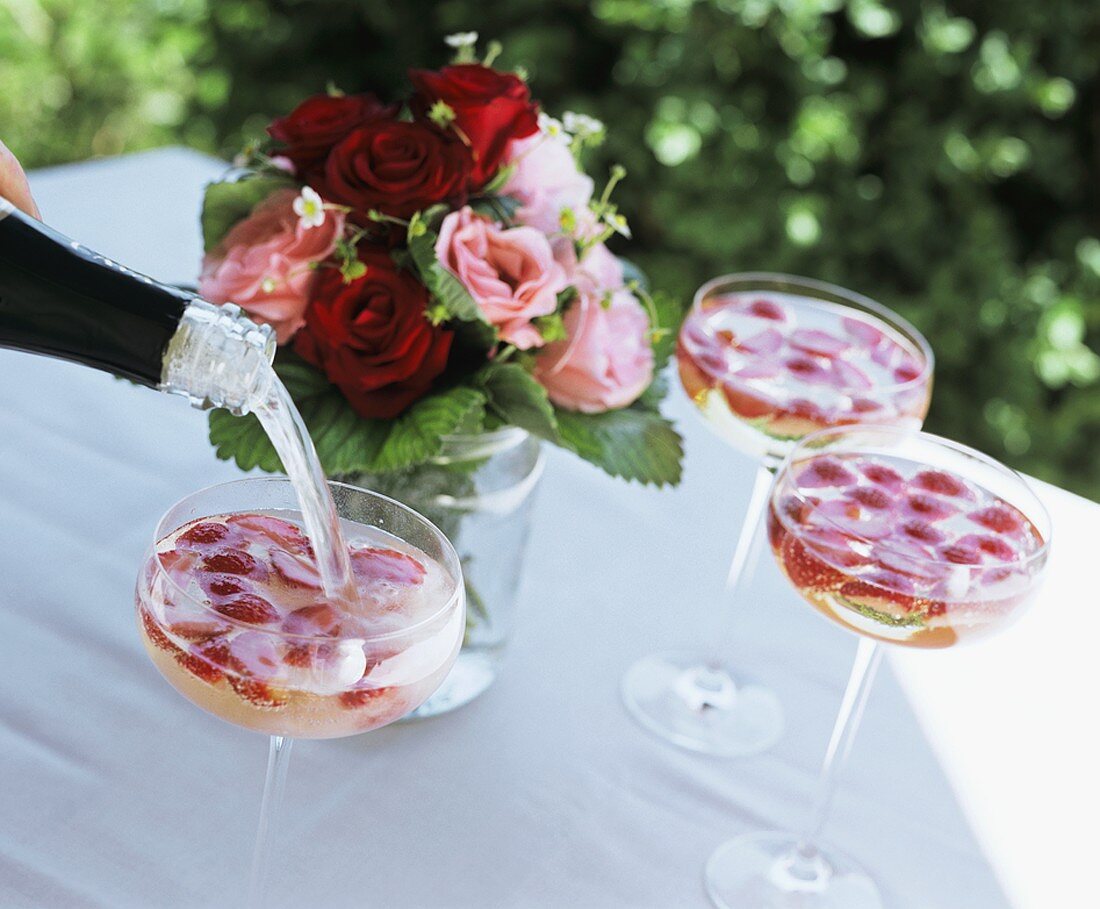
[0,148,1092,908]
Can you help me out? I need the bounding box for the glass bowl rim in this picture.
[771,424,1053,573]
[143,476,464,643]
[688,271,935,395]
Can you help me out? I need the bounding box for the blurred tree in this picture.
[4,0,1100,498]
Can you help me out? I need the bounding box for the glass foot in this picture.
[621,651,783,757]
[705,832,882,909]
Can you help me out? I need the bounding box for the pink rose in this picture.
[534,287,654,413]
[553,240,625,292]
[435,206,566,349]
[199,188,345,343]
[502,133,594,235]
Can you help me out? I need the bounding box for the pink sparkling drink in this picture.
[136,509,464,739]
[768,449,1048,648]
[678,285,932,458]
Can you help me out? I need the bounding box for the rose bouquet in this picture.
[199,35,683,488]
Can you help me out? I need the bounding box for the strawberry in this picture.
[904,493,958,522]
[271,549,321,589]
[200,641,247,673]
[957,533,1016,562]
[939,543,982,566]
[894,360,923,383]
[851,398,884,414]
[913,470,969,498]
[350,548,427,586]
[169,620,229,643]
[747,298,786,321]
[722,382,776,419]
[830,359,872,391]
[202,550,260,577]
[968,506,1023,535]
[848,485,893,511]
[177,521,230,549]
[139,608,177,654]
[677,345,716,401]
[842,316,885,348]
[785,356,831,384]
[738,328,783,355]
[781,536,845,590]
[790,328,849,358]
[229,677,288,708]
[859,461,904,492]
[176,651,223,684]
[901,520,945,546]
[796,456,857,488]
[339,688,392,709]
[215,594,278,625]
[282,603,343,637]
[837,570,930,624]
[201,573,249,599]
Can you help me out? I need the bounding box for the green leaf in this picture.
[207,352,487,475]
[475,363,560,442]
[468,193,521,223]
[406,227,491,325]
[555,406,684,487]
[369,386,488,472]
[200,176,295,251]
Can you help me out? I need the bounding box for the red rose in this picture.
[267,93,397,176]
[409,64,539,189]
[319,120,472,222]
[294,250,453,419]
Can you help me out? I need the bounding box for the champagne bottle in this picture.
[0,196,274,415]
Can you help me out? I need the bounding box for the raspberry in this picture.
[215,594,278,625]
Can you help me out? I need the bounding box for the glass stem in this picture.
[248,735,295,909]
[786,638,882,882]
[706,459,777,658]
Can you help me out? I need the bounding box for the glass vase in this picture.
[340,428,544,717]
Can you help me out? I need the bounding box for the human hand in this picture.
[0,140,40,219]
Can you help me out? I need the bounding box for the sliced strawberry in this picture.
[790,328,849,358]
[894,360,923,383]
[796,456,857,488]
[876,539,939,579]
[837,571,928,625]
[738,328,783,355]
[903,493,958,522]
[939,543,982,565]
[139,608,178,654]
[177,521,230,549]
[734,357,782,380]
[848,485,893,511]
[201,573,250,600]
[812,498,892,540]
[859,461,904,492]
[176,651,223,684]
[350,548,427,586]
[202,550,261,577]
[271,549,322,590]
[722,381,776,419]
[283,643,314,668]
[913,470,969,498]
[229,677,288,708]
[169,620,230,643]
[957,533,1016,562]
[830,359,872,391]
[850,398,884,414]
[282,603,343,637]
[214,594,279,625]
[199,641,247,673]
[968,505,1023,535]
[339,687,393,709]
[785,355,832,384]
[841,316,885,348]
[677,344,715,400]
[780,535,846,590]
[901,520,946,546]
[747,298,786,321]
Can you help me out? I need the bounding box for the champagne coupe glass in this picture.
[135,477,465,907]
[623,274,933,756]
[704,425,1051,907]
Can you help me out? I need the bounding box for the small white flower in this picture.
[444,31,478,49]
[293,186,326,230]
[538,112,565,138]
[261,276,278,294]
[562,111,605,137]
[607,212,632,239]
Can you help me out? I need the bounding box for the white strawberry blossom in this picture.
[292,186,326,230]
[562,111,604,138]
[444,31,478,49]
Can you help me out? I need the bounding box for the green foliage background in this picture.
[4,0,1099,498]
